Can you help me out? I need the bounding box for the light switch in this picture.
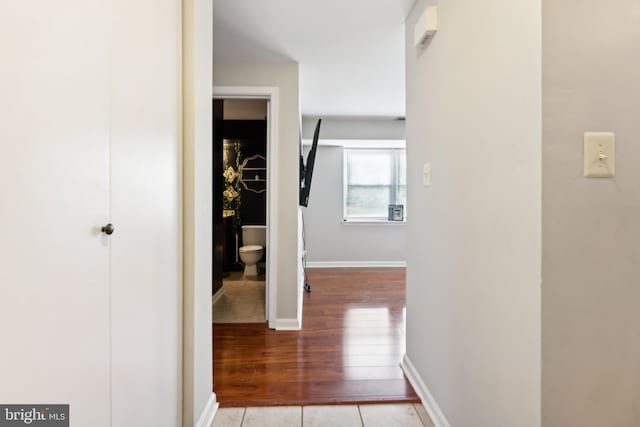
[584,132,615,178]
[423,163,431,187]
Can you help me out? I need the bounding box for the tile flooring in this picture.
[212,404,435,427]
[213,272,265,323]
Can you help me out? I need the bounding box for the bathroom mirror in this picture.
[239,154,266,194]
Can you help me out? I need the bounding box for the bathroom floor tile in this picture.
[213,279,266,323]
[213,408,245,427]
[358,404,425,427]
[241,406,301,427]
[302,405,362,427]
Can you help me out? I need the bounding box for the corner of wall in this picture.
[195,393,218,427]
[274,318,302,331]
[400,355,451,427]
[183,0,213,425]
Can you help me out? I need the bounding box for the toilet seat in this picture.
[239,245,263,253]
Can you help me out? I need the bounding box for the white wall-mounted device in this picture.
[584,132,615,178]
[414,6,439,47]
[423,163,432,187]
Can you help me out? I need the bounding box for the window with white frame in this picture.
[343,148,406,221]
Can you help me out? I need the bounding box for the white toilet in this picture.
[239,225,266,277]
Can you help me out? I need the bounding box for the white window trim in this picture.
[342,219,407,226]
[342,147,406,223]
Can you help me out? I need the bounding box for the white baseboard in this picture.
[400,355,451,427]
[305,261,406,268]
[195,393,218,427]
[212,287,225,305]
[274,318,301,331]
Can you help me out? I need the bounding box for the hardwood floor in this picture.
[213,267,419,407]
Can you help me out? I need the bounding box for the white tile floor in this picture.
[212,404,435,427]
[213,272,265,323]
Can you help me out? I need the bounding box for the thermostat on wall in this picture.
[414,6,438,47]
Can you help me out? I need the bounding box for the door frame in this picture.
[213,86,279,327]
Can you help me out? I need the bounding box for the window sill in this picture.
[342,219,407,226]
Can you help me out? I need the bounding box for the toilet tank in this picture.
[242,225,266,247]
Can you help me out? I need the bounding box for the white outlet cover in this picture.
[584,132,615,178]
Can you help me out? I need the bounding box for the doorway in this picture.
[213,99,269,323]
[212,86,280,327]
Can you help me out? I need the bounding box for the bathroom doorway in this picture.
[212,96,271,324]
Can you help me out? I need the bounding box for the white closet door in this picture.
[0,1,112,426]
[109,0,181,426]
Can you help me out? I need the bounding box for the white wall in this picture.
[213,62,301,321]
[301,117,406,264]
[302,145,406,265]
[183,0,215,425]
[224,99,268,120]
[404,1,541,426]
[542,0,640,425]
[301,116,405,141]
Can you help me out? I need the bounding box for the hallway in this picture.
[213,268,417,406]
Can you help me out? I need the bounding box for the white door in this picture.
[0,1,112,425]
[0,1,180,426]
[109,0,180,425]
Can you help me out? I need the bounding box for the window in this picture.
[343,148,406,221]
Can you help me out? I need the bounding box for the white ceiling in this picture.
[213,0,415,117]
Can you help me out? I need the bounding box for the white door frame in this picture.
[213,86,279,328]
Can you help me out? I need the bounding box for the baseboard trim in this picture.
[274,318,301,331]
[400,355,451,427]
[195,393,218,427]
[212,287,225,305]
[305,261,406,268]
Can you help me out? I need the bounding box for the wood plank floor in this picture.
[213,267,419,407]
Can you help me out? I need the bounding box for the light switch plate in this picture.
[423,163,431,187]
[584,132,615,178]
